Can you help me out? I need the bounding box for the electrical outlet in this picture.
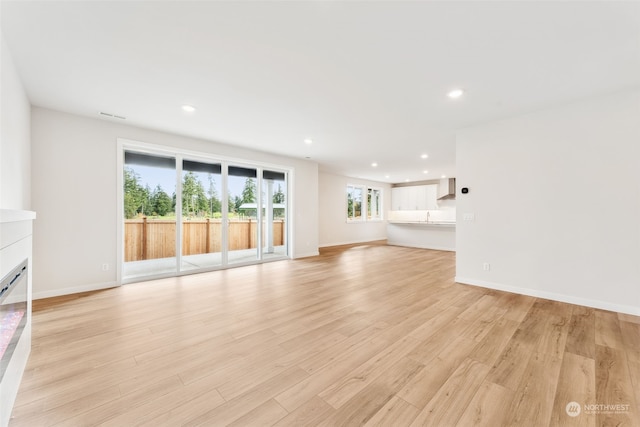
[482,263,490,271]
[102,263,109,271]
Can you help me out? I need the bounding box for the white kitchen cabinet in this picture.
[391,184,438,210]
[425,184,438,209]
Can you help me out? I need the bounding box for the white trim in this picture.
[319,238,387,248]
[387,242,455,252]
[116,140,124,286]
[292,250,320,259]
[455,276,640,316]
[0,209,36,223]
[32,281,118,300]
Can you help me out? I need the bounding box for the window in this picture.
[368,188,381,220]
[347,185,383,221]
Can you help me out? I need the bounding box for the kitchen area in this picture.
[387,178,456,251]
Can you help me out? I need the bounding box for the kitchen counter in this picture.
[387,220,456,251]
[387,220,456,227]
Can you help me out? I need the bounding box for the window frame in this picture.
[346,184,383,223]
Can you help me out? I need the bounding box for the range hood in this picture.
[437,178,456,200]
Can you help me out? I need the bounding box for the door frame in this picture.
[116,138,293,285]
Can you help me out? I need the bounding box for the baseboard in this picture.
[455,276,640,316]
[33,280,119,300]
[319,237,387,248]
[292,250,320,259]
[387,241,455,252]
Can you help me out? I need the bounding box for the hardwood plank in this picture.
[565,306,596,359]
[549,352,596,427]
[618,312,640,325]
[317,356,424,427]
[537,311,572,360]
[468,317,520,366]
[409,358,490,426]
[595,344,640,426]
[226,399,289,427]
[485,327,540,391]
[185,366,309,426]
[318,335,420,409]
[398,335,478,409]
[455,380,514,427]
[272,396,334,427]
[619,321,640,352]
[363,396,419,427]
[502,352,563,426]
[594,310,625,350]
[274,337,391,412]
[626,350,640,417]
[9,243,639,427]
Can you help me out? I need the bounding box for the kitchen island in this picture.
[386,220,456,251]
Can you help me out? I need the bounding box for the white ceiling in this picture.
[2,1,639,183]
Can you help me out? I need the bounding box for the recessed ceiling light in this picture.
[182,105,196,112]
[447,89,464,99]
[405,179,410,182]
[371,162,378,167]
[441,175,447,178]
[385,175,390,179]
[423,170,429,174]
[421,154,428,159]
[304,138,313,145]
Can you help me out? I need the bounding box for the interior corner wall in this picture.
[455,90,640,315]
[318,171,390,247]
[0,30,31,210]
[30,107,319,298]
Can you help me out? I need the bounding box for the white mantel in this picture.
[0,209,35,427]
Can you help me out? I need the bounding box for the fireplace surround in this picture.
[1,259,28,383]
[0,210,34,427]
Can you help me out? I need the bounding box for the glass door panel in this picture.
[180,160,223,272]
[262,170,287,259]
[122,151,177,280]
[227,166,259,265]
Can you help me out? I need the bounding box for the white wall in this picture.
[318,171,390,247]
[456,90,640,315]
[0,30,31,210]
[31,107,318,298]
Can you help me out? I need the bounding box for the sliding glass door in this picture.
[181,160,223,272]
[121,146,289,282]
[262,169,287,259]
[227,166,259,265]
[122,152,178,280]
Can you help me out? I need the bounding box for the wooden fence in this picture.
[125,218,285,262]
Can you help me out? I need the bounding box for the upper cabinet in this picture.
[391,185,438,210]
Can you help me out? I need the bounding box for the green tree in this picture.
[124,167,147,219]
[273,184,285,204]
[207,174,221,216]
[273,184,285,218]
[241,178,256,203]
[151,185,172,216]
[182,172,208,217]
[233,195,243,213]
[240,178,257,217]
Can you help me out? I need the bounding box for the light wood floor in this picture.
[10,242,640,426]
